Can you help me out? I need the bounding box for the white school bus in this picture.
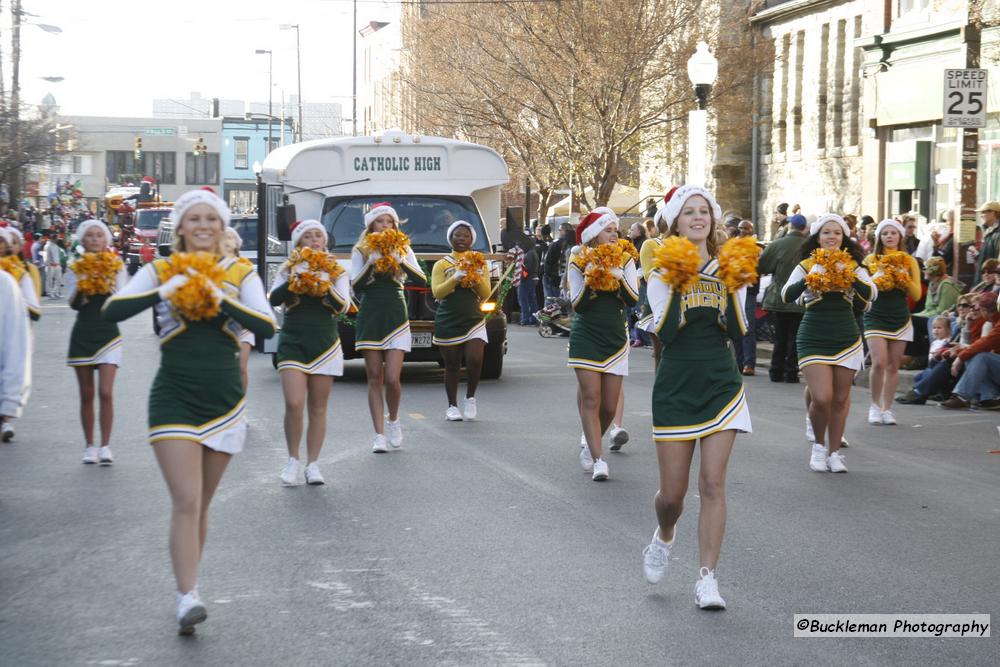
[258,129,510,377]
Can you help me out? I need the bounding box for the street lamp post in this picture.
[279,24,303,142]
[255,49,273,154]
[686,41,718,187]
[353,0,358,136]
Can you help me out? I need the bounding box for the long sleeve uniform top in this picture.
[0,271,29,416]
[430,255,491,301]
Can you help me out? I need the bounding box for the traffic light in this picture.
[193,137,206,157]
[134,137,143,161]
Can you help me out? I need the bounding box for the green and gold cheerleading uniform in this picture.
[350,245,426,351]
[861,253,921,342]
[269,263,351,375]
[566,249,639,375]
[648,260,752,442]
[431,252,491,346]
[781,260,876,370]
[1,259,41,321]
[64,267,128,367]
[102,256,275,453]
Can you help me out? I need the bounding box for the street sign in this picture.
[943,69,987,128]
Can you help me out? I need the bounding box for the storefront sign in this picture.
[143,127,177,136]
[943,69,987,128]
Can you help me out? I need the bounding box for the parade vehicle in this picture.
[104,183,172,273]
[157,215,264,264]
[258,129,510,378]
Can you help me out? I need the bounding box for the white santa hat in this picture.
[810,213,851,237]
[75,220,113,249]
[170,188,232,228]
[446,220,477,246]
[290,219,327,248]
[364,202,400,228]
[660,185,722,229]
[874,218,905,242]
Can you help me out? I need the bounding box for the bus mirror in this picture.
[492,243,504,253]
[276,204,296,241]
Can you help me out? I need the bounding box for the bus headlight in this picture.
[480,301,496,313]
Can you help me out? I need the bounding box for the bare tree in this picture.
[402,0,756,219]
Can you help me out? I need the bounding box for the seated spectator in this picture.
[940,297,1000,409]
[970,258,1000,294]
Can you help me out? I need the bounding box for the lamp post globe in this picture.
[687,41,718,110]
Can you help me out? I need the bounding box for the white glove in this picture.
[157,274,189,299]
[291,263,308,275]
[316,271,330,282]
[185,268,224,302]
[809,264,826,275]
[871,270,884,281]
[834,262,847,272]
[369,250,383,261]
[610,267,624,280]
[452,269,467,280]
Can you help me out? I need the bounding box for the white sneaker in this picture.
[609,424,629,451]
[1,421,13,442]
[642,529,672,584]
[868,404,882,424]
[176,589,207,635]
[592,458,609,481]
[462,397,477,420]
[579,432,587,448]
[695,567,727,610]
[827,451,848,473]
[445,405,463,421]
[82,446,99,464]
[386,419,403,448]
[809,444,828,472]
[579,444,594,472]
[280,457,300,485]
[304,462,325,485]
[805,416,815,443]
[98,446,114,465]
[840,436,850,448]
[372,434,389,454]
[881,409,897,425]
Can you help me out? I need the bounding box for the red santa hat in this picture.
[290,219,327,248]
[575,207,619,245]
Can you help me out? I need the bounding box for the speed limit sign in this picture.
[943,69,987,128]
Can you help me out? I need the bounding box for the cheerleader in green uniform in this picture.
[270,220,351,485]
[640,186,750,610]
[103,190,275,634]
[64,220,128,465]
[350,203,426,453]
[567,207,639,482]
[781,214,875,474]
[223,226,255,392]
[432,221,491,421]
[862,219,921,426]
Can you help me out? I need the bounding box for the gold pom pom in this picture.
[0,255,27,282]
[162,252,225,321]
[804,248,856,293]
[718,236,761,293]
[653,236,701,291]
[363,229,411,275]
[70,250,124,295]
[454,251,487,288]
[575,241,629,292]
[288,246,344,296]
[871,251,911,291]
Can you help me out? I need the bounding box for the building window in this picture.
[185,153,220,185]
[265,137,280,154]
[777,33,790,154]
[106,151,176,184]
[792,30,804,152]
[898,0,929,17]
[234,137,249,169]
[833,19,846,148]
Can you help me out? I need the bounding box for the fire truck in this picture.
[104,181,172,274]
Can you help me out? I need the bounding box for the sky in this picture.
[15,0,399,119]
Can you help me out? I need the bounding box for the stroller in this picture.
[536,297,572,337]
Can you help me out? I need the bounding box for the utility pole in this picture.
[10,0,22,209]
[295,27,302,142]
[351,0,358,137]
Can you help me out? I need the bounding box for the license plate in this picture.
[412,332,432,348]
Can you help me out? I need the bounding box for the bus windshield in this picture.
[322,195,490,253]
[135,209,171,230]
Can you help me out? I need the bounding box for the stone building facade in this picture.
[750,0,874,238]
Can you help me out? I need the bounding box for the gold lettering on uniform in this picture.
[680,279,725,316]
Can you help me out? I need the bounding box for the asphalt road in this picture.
[1,300,998,666]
